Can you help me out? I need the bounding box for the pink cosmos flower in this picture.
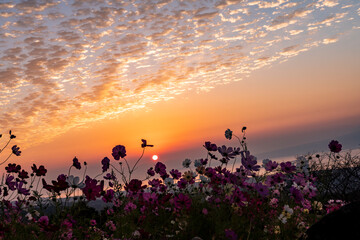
[90,219,97,226]
[124,202,137,213]
[142,192,158,204]
[38,216,49,226]
[202,208,208,215]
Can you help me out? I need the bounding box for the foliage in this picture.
[0,129,357,239]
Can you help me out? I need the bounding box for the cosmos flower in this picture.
[112,145,127,160]
[11,145,21,156]
[72,157,81,170]
[141,139,154,148]
[262,159,278,171]
[182,159,191,168]
[170,169,181,179]
[5,163,21,173]
[31,164,47,176]
[147,167,155,176]
[280,162,296,173]
[101,157,110,172]
[173,193,192,210]
[204,141,217,151]
[241,151,260,171]
[225,129,233,140]
[328,140,342,153]
[67,175,85,189]
[82,176,104,201]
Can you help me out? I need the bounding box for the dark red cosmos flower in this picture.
[101,157,110,172]
[102,189,115,203]
[170,169,181,179]
[18,170,29,179]
[112,145,126,160]
[147,167,155,176]
[82,176,104,201]
[5,163,21,173]
[204,141,217,151]
[11,145,21,156]
[173,193,192,210]
[141,139,154,148]
[155,162,166,174]
[72,157,81,170]
[124,179,146,193]
[328,140,342,153]
[31,164,47,176]
[42,174,69,193]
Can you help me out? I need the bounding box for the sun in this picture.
[152,155,158,161]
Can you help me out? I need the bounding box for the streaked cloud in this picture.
[0,0,359,147]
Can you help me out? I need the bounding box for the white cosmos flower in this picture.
[67,175,85,189]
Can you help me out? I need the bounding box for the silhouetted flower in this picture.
[262,159,278,171]
[225,129,233,140]
[16,181,30,195]
[147,167,155,176]
[5,163,21,173]
[18,170,29,179]
[218,145,236,160]
[328,140,342,153]
[31,164,47,176]
[11,145,21,156]
[124,179,146,193]
[104,172,116,180]
[5,175,16,191]
[112,145,126,160]
[72,157,81,170]
[82,176,104,201]
[200,158,208,165]
[42,174,69,193]
[204,141,217,151]
[182,159,191,168]
[155,162,167,177]
[141,139,154,148]
[241,151,260,171]
[170,169,181,179]
[280,162,296,173]
[101,157,110,172]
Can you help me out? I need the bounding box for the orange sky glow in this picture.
[0,0,359,181]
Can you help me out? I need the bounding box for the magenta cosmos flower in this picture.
[328,140,342,153]
[82,176,104,201]
[112,145,126,160]
[173,193,192,210]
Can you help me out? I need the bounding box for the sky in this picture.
[0,0,359,180]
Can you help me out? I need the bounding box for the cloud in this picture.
[0,0,358,148]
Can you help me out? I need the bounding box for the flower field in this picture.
[0,128,357,240]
